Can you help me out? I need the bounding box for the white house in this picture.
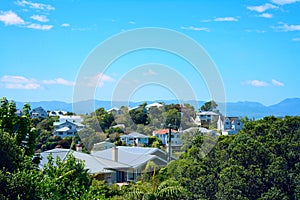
[107,107,123,115]
[53,120,84,138]
[49,110,67,117]
[145,102,163,110]
[30,106,48,119]
[217,116,244,135]
[59,115,83,123]
[120,132,149,146]
[152,129,182,148]
[194,111,219,126]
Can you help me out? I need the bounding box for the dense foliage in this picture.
[160,116,300,199]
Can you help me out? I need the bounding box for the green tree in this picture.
[95,107,115,131]
[200,100,218,111]
[126,179,188,200]
[0,129,25,172]
[38,153,91,199]
[164,108,181,129]
[129,103,150,125]
[160,116,300,199]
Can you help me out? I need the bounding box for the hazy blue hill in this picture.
[15,98,300,118]
[267,98,300,117]
[224,101,267,118]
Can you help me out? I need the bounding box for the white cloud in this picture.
[271,0,300,5]
[259,13,273,18]
[292,37,300,41]
[214,17,238,22]
[245,29,267,33]
[5,83,40,89]
[143,69,157,76]
[30,15,49,22]
[180,26,210,32]
[129,21,135,24]
[272,79,284,86]
[83,73,115,87]
[1,75,32,83]
[27,23,53,30]
[244,79,285,87]
[247,3,278,13]
[0,10,25,25]
[273,23,300,32]
[0,75,40,89]
[244,80,269,87]
[15,0,55,11]
[61,23,70,27]
[42,78,75,86]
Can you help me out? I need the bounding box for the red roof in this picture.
[153,128,178,135]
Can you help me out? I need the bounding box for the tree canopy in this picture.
[159,116,300,199]
[200,100,218,111]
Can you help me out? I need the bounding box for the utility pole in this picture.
[167,123,172,162]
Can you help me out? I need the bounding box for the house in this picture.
[91,138,116,153]
[53,120,84,138]
[49,110,67,117]
[145,102,163,110]
[152,129,182,148]
[120,132,149,146]
[194,111,219,127]
[92,146,169,182]
[107,107,123,115]
[38,148,128,183]
[15,109,22,116]
[112,124,126,131]
[59,115,83,123]
[30,106,48,119]
[217,116,244,135]
[39,146,170,184]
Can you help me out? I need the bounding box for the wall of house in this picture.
[223,118,232,130]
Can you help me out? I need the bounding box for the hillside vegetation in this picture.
[1,97,299,199]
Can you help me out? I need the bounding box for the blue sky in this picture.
[0,0,300,106]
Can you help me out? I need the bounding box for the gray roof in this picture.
[182,127,199,133]
[198,111,218,116]
[120,132,149,139]
[55,127,70,132]
[38,149,129,174]
[199,127,213,133]
[92,146,168,168]
[54,121,84,127]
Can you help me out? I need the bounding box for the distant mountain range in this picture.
[15,98,300,118]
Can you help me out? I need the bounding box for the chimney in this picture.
[76,143,82,152]
[112,147,118,162]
